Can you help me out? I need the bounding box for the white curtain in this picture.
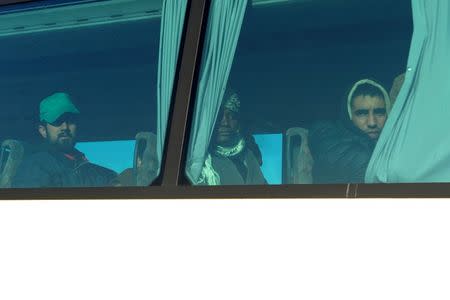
[185,0,248,184]
[366,0,450,183]
[156,0,188,173]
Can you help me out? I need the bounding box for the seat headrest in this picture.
[134,132,158,186]
[0,139,25,188]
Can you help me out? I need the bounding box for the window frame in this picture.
[0,0,33,5]
[1,0,448,199]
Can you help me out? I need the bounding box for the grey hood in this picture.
[346,79,392,120]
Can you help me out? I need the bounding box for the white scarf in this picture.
[197,139,246,185]
[214,138,245,157]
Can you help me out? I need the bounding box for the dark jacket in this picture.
[309,79,390,184]
[309,120,376,183]
[12,147,117,188]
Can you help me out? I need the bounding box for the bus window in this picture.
[0,0,188,188]
[185,0,412,186]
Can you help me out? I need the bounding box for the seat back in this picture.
[285,127,314,184]
[0,139,25,188]
[134,132,158,186]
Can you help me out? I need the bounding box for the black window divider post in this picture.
[158,0,209,187]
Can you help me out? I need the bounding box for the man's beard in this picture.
[50,133,76,152]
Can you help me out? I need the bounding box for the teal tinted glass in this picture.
[0,0,187,188]
[185,0,412,186]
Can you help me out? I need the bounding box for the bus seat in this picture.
[0,139,25,188]
[285,127,314,184]
[134,132,158,186]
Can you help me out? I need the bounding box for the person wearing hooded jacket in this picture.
[309,79,391,184]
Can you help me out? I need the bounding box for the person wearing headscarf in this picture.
[309,79,391,183]
[197,91,266,185]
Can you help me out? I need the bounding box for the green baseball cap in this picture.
[39,92,80,123]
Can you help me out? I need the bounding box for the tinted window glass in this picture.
[0,0,187,188]
[185,0,412,186]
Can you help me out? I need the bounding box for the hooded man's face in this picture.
[351,95,387,140]
[214,108,240,147]
[38,113,78,152]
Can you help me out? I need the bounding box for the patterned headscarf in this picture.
[223,91,240,113]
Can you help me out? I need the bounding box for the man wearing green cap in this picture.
[12,92,117,188]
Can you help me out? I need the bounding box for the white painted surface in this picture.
[1,199,449,300]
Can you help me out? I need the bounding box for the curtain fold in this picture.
[366,0,450,183]
[185,0,248,184]
[156,0,188,172]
